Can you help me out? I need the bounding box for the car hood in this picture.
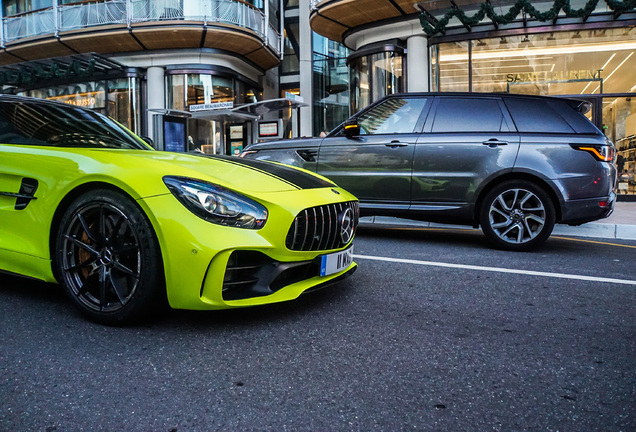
[87,149,335,196]
[2,145,336,199]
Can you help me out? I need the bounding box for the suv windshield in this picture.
[0,98,148,150]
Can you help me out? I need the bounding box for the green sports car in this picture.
[0,96,358,324]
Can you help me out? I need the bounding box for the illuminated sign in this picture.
[47,91,104,109]
[507,69,602,83]
[230,125,243,139]
[258,120,283,139]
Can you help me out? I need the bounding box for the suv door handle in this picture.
[386,141,408,148]
[482,139,508,147]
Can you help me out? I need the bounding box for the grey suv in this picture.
[242,93,616,251]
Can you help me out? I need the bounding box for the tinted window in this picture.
[357,97,427,135]
[432,98,507,133]
[504,98,575,133]
[547,100,598,134]
[0,100,148,149]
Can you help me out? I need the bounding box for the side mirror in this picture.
[140,136,154,146]
[343,119,360,138]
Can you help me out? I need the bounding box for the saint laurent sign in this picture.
[507,69,602,83]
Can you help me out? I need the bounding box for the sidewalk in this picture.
[360,201,636,240]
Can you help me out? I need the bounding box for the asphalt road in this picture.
[1,227,635,432]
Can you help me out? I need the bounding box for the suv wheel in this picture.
[480,180,555,251]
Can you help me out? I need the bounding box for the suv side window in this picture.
[432,98,508,133]
[357,97,428,135]
[504,98,575,133]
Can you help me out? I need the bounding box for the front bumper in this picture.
[561,192,616,225]
[139,187,358,310]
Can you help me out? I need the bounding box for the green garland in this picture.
[419,0,636,36]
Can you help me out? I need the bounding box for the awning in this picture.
[150,98,307,122]
[0,53,127,90]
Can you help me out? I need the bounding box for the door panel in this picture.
[0,147,61,261]
[317,134,417,207]
[316,96,429,209]
[412,132,520,206]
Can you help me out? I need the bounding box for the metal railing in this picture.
[1,0,281,56]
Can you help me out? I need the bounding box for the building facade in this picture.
[1,0,283,154]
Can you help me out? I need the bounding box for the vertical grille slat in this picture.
[309,207,318,250]
[286,201,359,252]
[318,206,326,250]
[300,209,310,251]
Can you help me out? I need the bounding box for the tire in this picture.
[54,189,165,325]
[479,180,556,252]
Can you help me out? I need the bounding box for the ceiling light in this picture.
[440,40,636,62]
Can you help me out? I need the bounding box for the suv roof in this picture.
[382,92,592,114]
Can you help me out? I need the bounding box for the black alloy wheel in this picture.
[480,180,556,252]
[55,189,165,324]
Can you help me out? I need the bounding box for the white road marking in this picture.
[353,254,636,286]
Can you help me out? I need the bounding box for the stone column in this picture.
[298,0,313,137]
[406,35,429,92]
[146,66,165,148]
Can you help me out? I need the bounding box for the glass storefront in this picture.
[609,97,636,195]
[166,72,261,154]
[282,21,300,74]
[350,49,404,114]
[20,78,141,134]
[432,28,636,95]
[313,34,349,136]
[432,26,636,196]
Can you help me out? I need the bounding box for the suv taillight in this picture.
[570,144,615,162]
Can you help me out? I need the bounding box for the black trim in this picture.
[199,26,208,48]
[428,17,636,45]
[56,37,80,54]
[0,177,39,210]
[313,10,352,34]
[194,154,335,190]
[346,40,406,65]
[387,0,407,16]
[164,63,262,91]
[302,265,357,295]
[127,29,148,50]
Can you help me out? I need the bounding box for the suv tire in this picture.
[480,180,556,251]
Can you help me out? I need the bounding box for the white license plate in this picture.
[320,246,354,277]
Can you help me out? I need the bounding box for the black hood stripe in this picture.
[193,154,335,190]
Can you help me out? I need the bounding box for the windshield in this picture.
[0,98,149,150]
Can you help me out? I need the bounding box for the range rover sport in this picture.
[242,93,616,251]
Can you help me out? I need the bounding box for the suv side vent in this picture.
[296,149,318,162]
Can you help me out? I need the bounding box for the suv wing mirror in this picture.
[343,119,360,138]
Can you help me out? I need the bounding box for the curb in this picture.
[360,216,636,241]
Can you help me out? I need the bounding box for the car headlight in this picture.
[163,176,267,229]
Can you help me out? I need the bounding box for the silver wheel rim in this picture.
[488,188,546,245]
[61,202,141,313]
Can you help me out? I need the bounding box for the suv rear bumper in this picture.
[561,192,616,225]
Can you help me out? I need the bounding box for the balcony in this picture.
[309,0,419,43]
[0,0,282,70]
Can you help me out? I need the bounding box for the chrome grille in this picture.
[286,201,359,251]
